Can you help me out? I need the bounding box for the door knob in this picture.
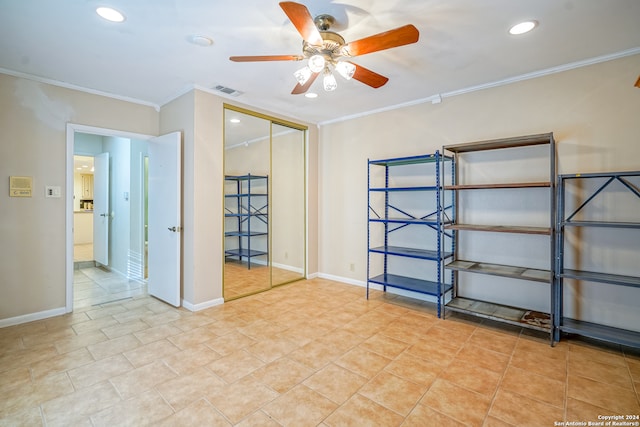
[100,213,108,217]
[168,226,179,232]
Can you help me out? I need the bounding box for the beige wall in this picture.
[318,53,640,329]
[0,74,158,321]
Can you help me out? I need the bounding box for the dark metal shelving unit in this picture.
[366,152,453,317]
[224,174,268,269]
[553,171,640,348]
[442,133,556,339]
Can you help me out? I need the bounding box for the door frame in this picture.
[65,123,157,313]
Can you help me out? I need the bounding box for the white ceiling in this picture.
[1,0,639,125]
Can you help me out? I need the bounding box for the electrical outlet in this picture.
[45,186,61,198]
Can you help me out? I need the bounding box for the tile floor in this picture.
[74,267,147,309]
[1,278,639,426]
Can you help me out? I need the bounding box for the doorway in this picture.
[65,124,182,312]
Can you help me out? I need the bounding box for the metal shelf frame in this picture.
[367,152,454,317]
[224,174,268,269]
[553,170,640,348]
[442,133,556,340]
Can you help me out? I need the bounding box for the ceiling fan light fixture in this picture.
[323,69,337,91]
[96,7,125,23]
[308,55,326,73]
[335,61,356,80]
[509,20,538,35]
[305,92,318,98]
[294,66,313,85]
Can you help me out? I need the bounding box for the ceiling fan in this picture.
[229,1,419,94]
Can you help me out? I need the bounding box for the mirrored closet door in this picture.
[223,106,306,300]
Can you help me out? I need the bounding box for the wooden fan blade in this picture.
[343,24,419,57]
[292,72,319,94]
[230,55,304,62]
[635,74,640,88]
[350,62,389,88]
[279,2,323,46]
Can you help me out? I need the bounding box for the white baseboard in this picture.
[182,297,224,312]
[317,273,366,287]
[0,306,67,328]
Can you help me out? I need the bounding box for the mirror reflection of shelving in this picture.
[73,155,95,263]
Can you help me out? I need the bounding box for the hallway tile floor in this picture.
[1,278,638,426]
[74,266,147,309]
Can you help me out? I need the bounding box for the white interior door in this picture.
[148,132,181,306]
[93,152,109,266]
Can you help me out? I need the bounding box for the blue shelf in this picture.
[367,151,454,318]
[559,318,640,349]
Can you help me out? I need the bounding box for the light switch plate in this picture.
[46,186,61,198]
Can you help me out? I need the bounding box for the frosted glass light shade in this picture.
[323,71,337,91]
[335,61,356,80]
[308,55,326,72]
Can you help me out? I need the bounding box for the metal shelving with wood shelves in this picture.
[224,174,268,269]
[367,152,453,317]
[442,133,556,340]
[553,170,640,348]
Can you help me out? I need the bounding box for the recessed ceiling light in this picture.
[509,20,538,35]
[305,92,318,99]
[189,35,214,47]
[229,118,241,123]
[96,7,125,23]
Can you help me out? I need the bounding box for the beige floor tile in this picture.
[421,379,492,427]
[303,363,368,404]
[467,328,518,355]
[402,404,467,427]
[568,375,640,414]
[84,304,127,320]
[72,316,119,335]
[0,366,31,395]
[167,325,221,350]
[161,344,222,375]
[500,366,565,408]
[0,344,58,373]
[169,313,215,332]
[251,357,314,393]
[566,397,616,423]
[67,354,134,389]
[41,381,121,427]
[263,384,338,427]
[288,338,347,370]
[133,323,182,344]
[568,341,626,367]
[205,330,256,356]
[110,360,177,399]
[155,367,226,411]
[406,337,460,367]
[54,329,108,354]
[100,319,149,339]
[86,333,141,360]
[489,389,564,427]
[156,399,230,426]
[29,347,95,380]
[206,376,279,424]
[359,332,410,359]
[455,344,512,374]
[628,358,640,382]
[482,416,516,427]
[324,393,404,427]
[334,346,392,379]
[245,335,298,363]
[234,410,281,427]
[122,338,180,367]
[316,329,364,354]
[0,372,74,419]
[439,360,502,397]
[141,310,183,327]
[384,352,442,386]
[90,389,174,427]
[0,406,43,427]
[359,371,428,416]
[206,349,266,383]
[509,349,567,382]
[568,354,634,390]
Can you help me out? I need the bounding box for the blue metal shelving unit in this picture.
[224,174,268,269]
[553,170,640,348]
[366,152,454,317]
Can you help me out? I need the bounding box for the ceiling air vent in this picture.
[213,84,243,97]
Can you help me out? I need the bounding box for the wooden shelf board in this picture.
[445,224,551,235]
[445,182,550,190]
[446,260,551,283]
[443,133,553,153]
[446,297,551,332]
